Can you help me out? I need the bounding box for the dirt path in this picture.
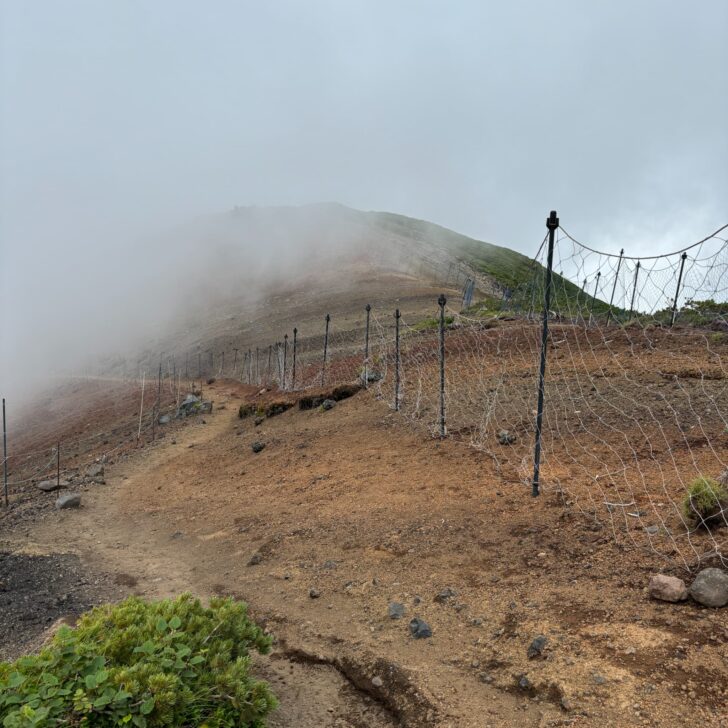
[6,380,727,727]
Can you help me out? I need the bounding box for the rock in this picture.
[206,378,216,385]
[177,394,212,417]
[321,560,337,569]
[649,574,688,602]
[409,617,432,638]
[309,588,321,599]
[247,552,263,566]
[718,470,728,487]
[251,442,266,453]
[434,587,457,604]
[86,463,104,478]
[645,525,660,535]
[254,417,264,426]
[689,568,728,607]
[158,414,171,425]
[55,494,81,509]
[593,673,607,685]
[361,370,382,384]
[371,676,383,688]
[37,479,69,492]
[321,399,336,411]
[388,602,405,619]
[527,635,548,659]
[517,675,533,691]
[497,430,516,445]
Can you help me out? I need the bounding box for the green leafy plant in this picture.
[412,315,454,332]
[0,595,277,728]
[682,476,728,529]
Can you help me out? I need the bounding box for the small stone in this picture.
[645,525,660,535]
[322,560,337,569]
[55,493,81,509]
[371,676,383,688]
[434,587,457,604]
[479,673,494,684]
[527,635,548,659]
[321,399,336,411]
[251,442,266,453]
[254,417,264,426]
[158,414,171,425]
[409,617,432,638]
[86,463,104,478]
[37,479,69,492]
[388,602,405,619]
[517,675,532,691]
[689,568,728,608]
[309,588,321,599]
[247,552,263,566]
[593,673,607,685]
[649,574,688,602]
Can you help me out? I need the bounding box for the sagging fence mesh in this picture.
[230,217,727,570]
[4,215,727,570]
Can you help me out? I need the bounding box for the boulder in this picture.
[527,635,548,659]
[321,399,336,411]
[55,493,81,510]
[158,414,171,425]
[37,479,69,492]
[388,602,405,619]
[649,574,688,602]
[689,568,728,607]
[251,442,266,453]
[498,430,516,445]
[434,587,457,604]
[86,463,104,478]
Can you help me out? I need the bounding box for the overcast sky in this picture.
[1,1,727,396]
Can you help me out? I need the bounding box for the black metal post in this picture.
[276,342,282,384]
[2,398,7,507]
[394,309,401,410]
[221,351,225,375]
[292,328,298,389]
[233,348,238,376]
[588,271,601,326]
[532,210,558,497]
[321,314,330,386]
[628,261,640,322]
[283,335,289,389]
[438,295,447,437]
[364,304,371,387]
[255,347,260,385]
[670,252,688,327]
[267,345,272,383]
[606,249,624,326]
[57,441,60,488]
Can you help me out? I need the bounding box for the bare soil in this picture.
[2,368,727,727]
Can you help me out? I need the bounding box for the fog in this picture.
[1,1,726,401]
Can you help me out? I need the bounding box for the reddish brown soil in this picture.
[2,365,726,727]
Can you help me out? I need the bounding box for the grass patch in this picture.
[682,476,728,529]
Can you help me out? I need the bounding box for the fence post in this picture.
[532,210,558,497]
[364,304,371,387]
[233,348,238,376]
[292,328,298,389]
[153,360,162,441]
[588,271,601,326]
[57,441,60,488]
[137,372,146,444]
[208,350,213,374]
[3,398,8,507]
[221,351,225,375]
[606,249,624,326]
[628,261,640,322]
[438,294,447,437]
[321,314,330,386]
[670,252,688,327]
[283,334,288,390]
[394,309,401,410]
[276,342,282,384]
[267,345,272,383]
[255,347,259,385]
[198,352,202,378]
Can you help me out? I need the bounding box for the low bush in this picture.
[0,594,277,728]
[682,476,728,529]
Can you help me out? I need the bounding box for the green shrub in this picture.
[0,595,277,728]
[238,404,255,419]
[412,315,454,331]
[682,477,728,529]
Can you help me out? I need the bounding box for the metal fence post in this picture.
[532,210,558,497]
[438,294,447,437]
[292,328,298,389]
[56,441,60,488]
[628,261,640,322]
[364,304,371,387]
[606,249,624,326]
[394,309,401,410]
[283,334,288,390]
[321,314,330,386]
[267,345,272,383]
[3,398,8,507]
[588,271,601,326]
[233,348,239,376]
[198,352,202,378]
[670,252,688,327]
[209,350,213,374]
[221,351,225,375]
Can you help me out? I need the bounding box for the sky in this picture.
[1,0,727,397]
